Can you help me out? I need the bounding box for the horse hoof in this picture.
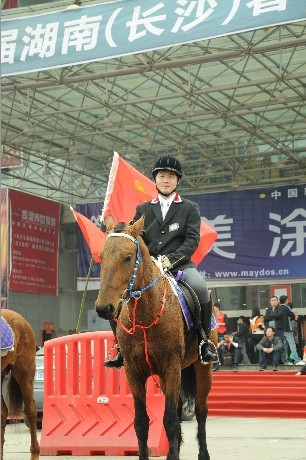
[198,452,210,460]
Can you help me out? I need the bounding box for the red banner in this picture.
[1,189,8,308]
[71,208,106,263]
[105,155,157,223]
[3,0,19,9]
[9,190,60,295]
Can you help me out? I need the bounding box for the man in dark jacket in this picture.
[256,327,283,371]
[264,295,279,329]
[234,316,251,365]
[104,155,218,368]
[266,295,295,363]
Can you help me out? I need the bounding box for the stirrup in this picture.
[199,339,218,366]
[108,343,120,358]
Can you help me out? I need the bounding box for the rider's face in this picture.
[155,170,179,195]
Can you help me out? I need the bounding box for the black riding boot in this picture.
[199,299,218,365]
[104,319,124,368]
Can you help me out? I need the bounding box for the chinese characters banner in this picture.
[2,0,306,76]
[9,189,60,295]
[0,189,9,308]
[193,184,306,281]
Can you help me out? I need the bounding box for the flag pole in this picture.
[74,152,120,333]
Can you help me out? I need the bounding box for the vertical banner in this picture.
[76,202,103,282]
[9,190,60,295]
[0,189,8,308]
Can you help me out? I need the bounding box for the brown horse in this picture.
[1,309,40,460]
[95,216,217,460]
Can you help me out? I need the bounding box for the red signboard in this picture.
[2,0,19,9]
[1,145,23,168]
[1,189,8,308]
[9,190,60,295]
[270,285,292,302]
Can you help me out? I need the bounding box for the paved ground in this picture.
[3,417,306,460]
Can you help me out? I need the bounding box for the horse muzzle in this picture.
[95,302,115,320]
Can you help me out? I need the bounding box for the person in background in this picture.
[214,302,227,341]
[283,301,304,365]
[216,333,242,372]
[264,295,279,329]
[249,307,265,364]
[264,295,285,363]
[295,363,306,375]
[234,316,251,365]
[288,303,302,357]
[268,295,299,364]
[256,327,283,371]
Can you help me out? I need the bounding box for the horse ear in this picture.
[130,215,144,238]
[105,214,115,234]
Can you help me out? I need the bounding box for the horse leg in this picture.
[194,361,212,460]
[1,376,8,460]
[126,372,149,460]
[14,372,40,460]
[162,367,182,460]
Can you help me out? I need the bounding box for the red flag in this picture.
[70,207,105,263]
[103,152,217,265]
[104,153,156,223]
[192,220,217,265]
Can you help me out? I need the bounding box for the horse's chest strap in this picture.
[115,278,167,389]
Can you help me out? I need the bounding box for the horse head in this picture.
[95,214,145,321]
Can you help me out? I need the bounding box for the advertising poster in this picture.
[9,190,60,295]
[0,189,8,308]
[194,184,306,281]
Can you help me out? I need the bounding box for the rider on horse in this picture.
[104,154,218,368]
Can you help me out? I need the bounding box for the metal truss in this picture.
[1,2,306,205]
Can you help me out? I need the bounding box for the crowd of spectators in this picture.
[213,295,305,372]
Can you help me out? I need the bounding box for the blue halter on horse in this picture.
[107,231,215,341]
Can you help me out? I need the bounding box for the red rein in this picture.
[115,277,167,387]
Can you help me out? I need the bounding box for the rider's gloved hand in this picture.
[161,255,172,271]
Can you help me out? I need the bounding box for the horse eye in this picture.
[124,255,132,264]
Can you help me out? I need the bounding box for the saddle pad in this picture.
[1,316,14,355]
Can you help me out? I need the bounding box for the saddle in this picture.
[172,271,205,356]
[1,317,14,357]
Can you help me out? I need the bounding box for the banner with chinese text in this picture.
[0,189,9,308]
[194,184,306,281]
[2,0,306,76]
[9,190,60,295]
[76,184,306,289]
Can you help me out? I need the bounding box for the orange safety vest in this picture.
[250,316,264,332]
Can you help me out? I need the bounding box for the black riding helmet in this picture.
[151,155,183,180]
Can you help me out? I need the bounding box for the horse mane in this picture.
[113,222,128,233]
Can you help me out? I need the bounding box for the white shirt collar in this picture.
[158,193,176,206]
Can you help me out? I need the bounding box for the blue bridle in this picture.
[107,232,164,298]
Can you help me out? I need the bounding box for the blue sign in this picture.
[77,184,306,284]
[2,0,306,76]
[194,184,306,280]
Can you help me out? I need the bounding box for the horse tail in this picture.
[7,374,23,415]
[181,364,196,400]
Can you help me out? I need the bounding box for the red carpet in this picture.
[208,371,306,418]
